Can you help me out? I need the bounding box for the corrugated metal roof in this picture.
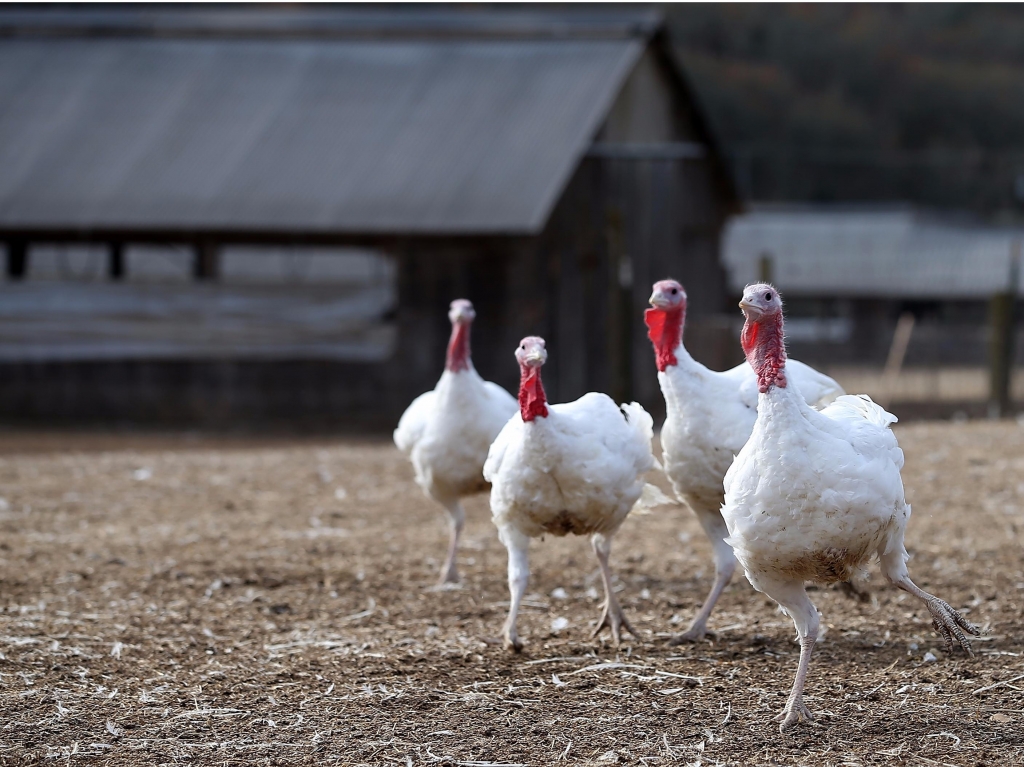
[723,207,1024,298]
[0,32,643,236]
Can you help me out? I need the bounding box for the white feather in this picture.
[485,395,655,539]
[722,381,909,591]
[658,345,845,512]
[395,367,517,500]
[653,336,847,640]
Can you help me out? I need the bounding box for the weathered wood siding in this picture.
[518,44,735,419]
[0,282,395,362]
[0,39,736,429]
[524,155,730,420]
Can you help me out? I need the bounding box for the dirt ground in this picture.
[0,422,1022,766]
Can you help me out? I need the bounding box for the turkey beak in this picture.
[649,290,668,309]
[525,349,547,366]
[739,299,763,321]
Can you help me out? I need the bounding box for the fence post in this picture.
[988,240,1020,418]
[880,312,915,409]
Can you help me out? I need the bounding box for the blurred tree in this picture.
[667,4,1024,214]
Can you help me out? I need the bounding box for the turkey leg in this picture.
[591,534,635,645]
[759,579,820,731]
[670,505,736,644]
[880,547,979,654]
[438,498,465,585]
[499,526,530,652]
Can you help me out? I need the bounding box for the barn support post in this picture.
[988,241,1020,418]
[109,242,125,280]
[851,300,889,362]
[6,240,28,279]
[389,241,459,415]
[194,241,220,280]
[464,245,511,387]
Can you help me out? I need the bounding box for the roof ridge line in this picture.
[0,9,663,42]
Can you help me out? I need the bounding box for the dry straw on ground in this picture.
[0,423,1021,765]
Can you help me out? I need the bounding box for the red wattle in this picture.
[518,369,548,422]
[445,322,471,372]
[740,320,758,358]
[645,307,683,372]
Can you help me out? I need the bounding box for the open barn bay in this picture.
[0,424,1021,766]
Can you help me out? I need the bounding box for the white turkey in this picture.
[721,283,979,730]
[484,336,655,651]
[646,278,845,642]
[394,299,517,584]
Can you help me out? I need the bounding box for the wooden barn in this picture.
[723,205,1023,367]
[0,7,739,428]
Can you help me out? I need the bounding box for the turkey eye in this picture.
[764,291,772,301]
[670,288,678,294]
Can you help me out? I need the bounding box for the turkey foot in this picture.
[590,534,634,645]
[667,621,713,645]
[667,527,735,646]
[776,626,818,733]
[591,595,636,645]
[926,597,980,655]
[501,621,524,653]
[438,557,459,586]
[894,577,980,654]
[482,633,523,652]
[776,698,813,731]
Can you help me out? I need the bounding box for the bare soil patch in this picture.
[0,422,1021,765]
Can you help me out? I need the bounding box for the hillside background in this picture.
[666,3,1024,217]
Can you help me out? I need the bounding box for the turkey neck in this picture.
[741,313,787,393]
[648,306,711,423]
[645,306,686,372]
[446,321,472,373]
[518,364,548,422]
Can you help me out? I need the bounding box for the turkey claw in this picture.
[591,600,636,645]
[502,631,523,653]
[776,700,813,732]
[667,622,711,645]
[927,598,980,656]
[425,580,462,593]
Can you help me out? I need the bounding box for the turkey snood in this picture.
[741,312,787,393]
